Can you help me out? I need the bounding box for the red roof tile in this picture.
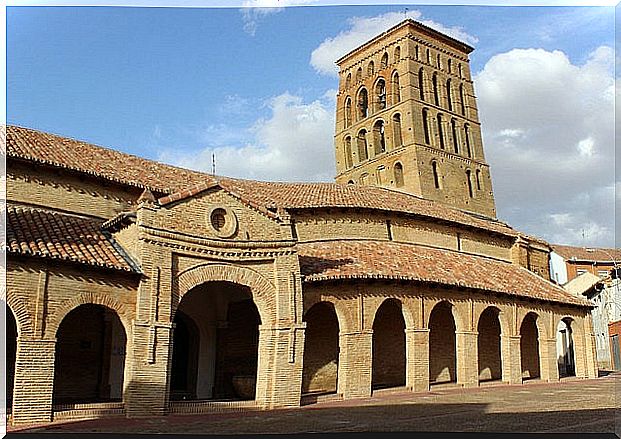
[298,240,590,307]
[6,125,214,193]
[552,244,621,263]
[6,204,140,273]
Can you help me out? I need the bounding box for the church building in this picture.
[5,19,597,426]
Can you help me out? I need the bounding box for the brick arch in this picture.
[475,305,510,336]
[303,297,353,333]
[425,300,466,332]
[175,263,277,325]
[6,295,35,337]
[518,310,548,340]
[368,297,414,329]
[556,314,586,377]
[46,292,132,339]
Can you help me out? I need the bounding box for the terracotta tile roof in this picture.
[298,240,590,307]
[552,244,621,263]
[5,125,213,193]
[6,204,140,273]
[214,177,517,236]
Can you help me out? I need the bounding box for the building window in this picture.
[394,46,401,61]
[344,136,353,168]
[432,73,440,106]
[458,63,463,78]
[437,53,442,69]
[394,162,404,187]
[375,79,387,111]
[357,129,368,161]
[576,269,588,276]
[459,83,466,115]
[437,113,445,149]
[466,170,474,198]
[367,61,375,77]
[381,52,388,69]
[392,72,401,104]
[415,45,419,60]
[451,118,459,154]
[446,79,453,112]
[357,88,368,120]
[426,48,431,64]
[464,124,472,157]
[356,67,362,82]
[345,97,352,128]
[373,120,386,155]
[447,58,452,74]
[598,270,609,278]
[418,68,425,101]
[422,108,430,145]
[392,113,403,148]
[345,73,351,89]
[475,169,482,190]
[432,161,441,189]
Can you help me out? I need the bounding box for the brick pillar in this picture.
[11,338,56,425]
[406,328,429,392]
[338,330,373,399]
[256,324,305,409]
[501,335,522,384]
[456,331,478,387]
[584,331,598,378]
[539,338,560,382]
[125,322,174,418]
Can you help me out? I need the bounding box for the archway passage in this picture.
[477,307,502,382]
[170,281,261,401]
[557,318,576,377]
[429,302,456,384]
[372,299,406,390]
[302,302,339,395]
[520,313,541,380]
[53,304,127,405]
[7,307,17,411]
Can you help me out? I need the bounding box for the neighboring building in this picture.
[5,19,598,427]
[608,319,621,371]
[550,244,621,285]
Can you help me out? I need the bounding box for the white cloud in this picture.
[240,0,317,35]
[310,11,478,76]
[476,45,615,247]
[159,91,336,182]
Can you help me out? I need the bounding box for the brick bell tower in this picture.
[334,19,497,218]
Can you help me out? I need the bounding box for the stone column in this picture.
[338,330,373,399]
[539,338,560,382]
[125,322,174,418]
[456,331,479,387]
[11,338,56,425]
[406,328,429,392]
[501,335,522,384]
[256,324,305,409]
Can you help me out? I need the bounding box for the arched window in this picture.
[345,73,351,89]
[464,124,472,157]
[367,61,375,77]
[344,136,353,168]
[437,113,445,149]
[418,68,425,101]
[422,108,430,145]
[466,170,474,198]
[476,169,482,190]
[392,113,403,148]
[360,173,369,184]
[357,129,368,161]
[345,97,352,128]
[394,46,401,61]
[432,161,441,189]
[373,120,386,155]
[381,52,388,69]
[451,118,459,154]
[437,53,442,69]
[447,59,452,74]
[458,63,463,78]
[357,88,369,120]
[394,162,404,187]
[426,48,431,64]
[446,79,453,112]
[392,72,401,104]
[347,180,355,185]
[459,83,466,115]
[375,79,387,111]
[432,74,440,106]
[415,45,420,60]
[356,67,362,83]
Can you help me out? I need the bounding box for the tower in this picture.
[334,19,497,218]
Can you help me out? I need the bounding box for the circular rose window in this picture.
[207,206,238,238]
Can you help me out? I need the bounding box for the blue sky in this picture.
[6,4,617,247]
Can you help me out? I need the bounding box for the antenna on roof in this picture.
[212,152,216,175]
[404,7,409,18]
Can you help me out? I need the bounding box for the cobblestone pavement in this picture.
[11,374,620,435]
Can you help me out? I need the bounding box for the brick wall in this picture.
[302,302,339,394]
[7,309,17,406]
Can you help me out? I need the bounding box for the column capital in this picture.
[339,330,373,336]
[405,328,430,334]
[455,330,478,336]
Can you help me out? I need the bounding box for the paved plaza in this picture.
[10,373,620,435]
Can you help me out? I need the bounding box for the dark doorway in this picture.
[372,299,406,389]
[302,302,340,395]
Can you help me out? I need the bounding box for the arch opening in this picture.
[302,302,340,395]
[375,79,387,112]
[477,307,502,382]
[170,281,261,401]
[357,88,369,120]
[53,304,127,405]
[429,302,457,384]
[520,312,541,380]
[392,113,403,148]
[372,299,406,390]
[373,120,386,155]
[557,318,576,377]
[357,130,369,162]
[7,306,17,412]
